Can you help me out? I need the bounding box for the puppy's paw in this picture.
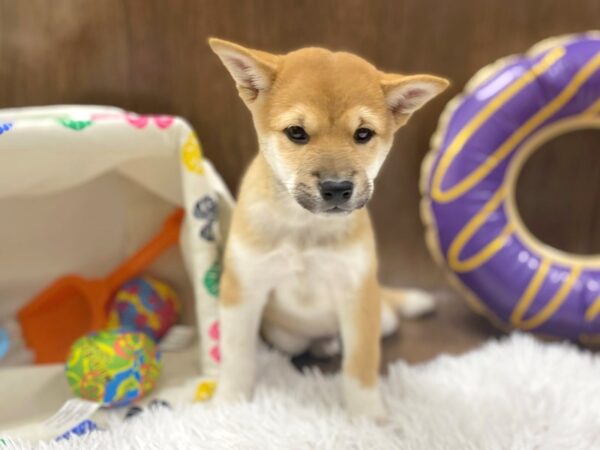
[358,398,386,422]
[399,289,436,318]
[343,377,386,421]
[347,393,386,422]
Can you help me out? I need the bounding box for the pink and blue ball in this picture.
[108,276,180,341]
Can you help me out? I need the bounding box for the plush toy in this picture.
[65,329,162,407]
[107,276,180,342]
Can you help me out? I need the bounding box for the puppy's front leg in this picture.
[214,266,268,402]
[339,269,385,418]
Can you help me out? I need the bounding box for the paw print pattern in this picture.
[200,226,215,241]
[194,196,217,219]
[203,262,220,298]
[125,114,174,130]
[181,132,204,175]
[208,320,220,363]
[0,123,13,135]
[58,118,93,131]
[193,196,218,242]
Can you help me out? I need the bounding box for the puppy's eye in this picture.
[284,126,310,144]
[354,127,375,144]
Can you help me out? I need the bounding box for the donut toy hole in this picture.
[515,128,600,255]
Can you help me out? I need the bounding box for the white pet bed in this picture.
[0,106,233,424]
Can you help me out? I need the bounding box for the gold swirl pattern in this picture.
[510,262,581,330]
[447,187,513,273]
[431,47,566,204]
[584,293,600,322]
[583,97,600,118]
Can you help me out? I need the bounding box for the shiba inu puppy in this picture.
[209,38,448,417]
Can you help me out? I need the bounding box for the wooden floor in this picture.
[293,292,501,373]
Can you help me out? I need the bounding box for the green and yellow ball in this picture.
[65,329,162,407]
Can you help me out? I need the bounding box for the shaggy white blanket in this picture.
[9,334,600,449]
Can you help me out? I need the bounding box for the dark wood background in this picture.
[1,0,599,290]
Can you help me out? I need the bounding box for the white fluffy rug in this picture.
[11,334,600,449]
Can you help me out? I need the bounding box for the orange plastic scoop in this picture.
[18,209,184,363]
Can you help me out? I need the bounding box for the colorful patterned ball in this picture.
[107,276,180,341]
[65,329,162,407]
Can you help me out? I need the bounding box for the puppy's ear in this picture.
[209,38,280,103]
[380,73,449,125]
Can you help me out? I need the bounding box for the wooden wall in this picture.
[1,0,599,289]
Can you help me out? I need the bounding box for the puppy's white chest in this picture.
[229,201,371,338]
[261,242,367,337]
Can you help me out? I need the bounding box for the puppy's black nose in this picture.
[319,180,354,205]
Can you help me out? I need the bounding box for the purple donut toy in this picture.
[422,32,600,343]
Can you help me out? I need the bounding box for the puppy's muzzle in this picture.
[318,180,354,207]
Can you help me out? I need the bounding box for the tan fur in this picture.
[344,260,381,388]
[209,37,448,416]
[218,256,241,307]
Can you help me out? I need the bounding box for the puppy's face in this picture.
[210,39,448,215]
